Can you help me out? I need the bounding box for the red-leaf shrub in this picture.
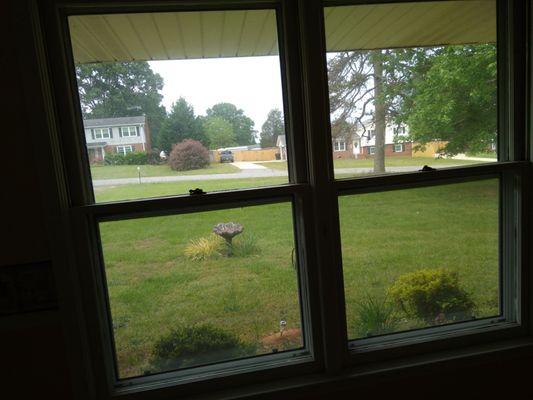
[169,139,210,171]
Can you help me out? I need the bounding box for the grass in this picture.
[90,163,239,180]
[258,156,478,170]
[98,177,500,377]
[465,151,498,159]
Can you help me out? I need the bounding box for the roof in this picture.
[83,115,146,128]
[70,1,495,64]
[276,135,286,147]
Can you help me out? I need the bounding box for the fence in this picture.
[210,148,279,162]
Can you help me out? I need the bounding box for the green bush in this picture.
[387,268,475,324]
[226,234,259,257]
[169,139,210,171]
[354,297,400,338]
[104,151,148,165]
[150,325,256,371]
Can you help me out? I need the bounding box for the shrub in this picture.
[169,139,210,171]
[104,151,148,165]
[387,268,475,323]
[150,325,256,371]
[354,297,400,338]
[184,234,224,261]
[230,234,260,257]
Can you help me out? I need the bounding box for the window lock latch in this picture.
[189,188,206,195]
[419,165,437,172]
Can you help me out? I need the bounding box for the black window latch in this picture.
[419,165,436,172]
[189,188,206,195]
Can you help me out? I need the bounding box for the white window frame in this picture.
[93,127,111,139]
[333,138,346,151]
[369,146,376,155]
[120,126,138,137]
[393,143,404,152]
[116,145,133,155]
[38,0,529,399]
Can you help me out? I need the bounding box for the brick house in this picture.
[331,123,411,159]
[83,116,151,163]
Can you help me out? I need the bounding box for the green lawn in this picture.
[90,163,239,180]
[259,157,479,170]
[98,178,500,377]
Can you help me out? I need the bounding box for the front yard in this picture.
[98,177,500,378]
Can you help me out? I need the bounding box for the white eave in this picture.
[69,1,495,64]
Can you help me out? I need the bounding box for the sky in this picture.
[148,56,285,132]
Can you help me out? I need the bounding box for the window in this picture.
[393,143,404,153]
[120,126,138,137]
[116,145,133,155]
[43,0,527,398]
[333,139,346,152]
[93,127,111,139]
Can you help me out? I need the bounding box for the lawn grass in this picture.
[90,163,239,180]
[99,177,500,377]
[258,157,479,170]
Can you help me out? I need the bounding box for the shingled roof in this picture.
[83,116,146,128]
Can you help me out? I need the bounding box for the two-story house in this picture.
[83,115,151,163]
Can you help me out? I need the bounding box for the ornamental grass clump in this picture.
[354,296,400,338]
[387,268,475,324]
[184,234,224,261]
[150,325,256,371]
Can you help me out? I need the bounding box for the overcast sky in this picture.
[149,56,285,131]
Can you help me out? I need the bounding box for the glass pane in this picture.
[324,1,498,179]
[68,9,289,203]
[99,202,303,379]
[339,179,500,341]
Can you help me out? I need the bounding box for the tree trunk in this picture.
[372,51,386,173]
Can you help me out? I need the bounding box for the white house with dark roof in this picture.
[83,115,151,163]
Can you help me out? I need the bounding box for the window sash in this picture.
[94,128,111,139]
[120,126,137,137]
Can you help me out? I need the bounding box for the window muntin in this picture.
[94,127,111,139]
[119,126,138,137]
[333,139,346,152]
[69,9,290,204]
[339,179,500,341]
[324,1,498,179]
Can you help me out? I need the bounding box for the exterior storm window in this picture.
[393,144,403,152]
[334,139,346,151]
[116,145,133,155]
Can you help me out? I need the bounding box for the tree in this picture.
[76,61,167,143]
[405,45,497,155]
[203,116,237,149]
[157,98,206,153]
[260,109,284,148]
[206,103,255,145]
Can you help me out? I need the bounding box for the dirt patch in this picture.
[261,328,302,352]
[135,238,165,249]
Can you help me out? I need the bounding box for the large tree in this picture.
[203,116,237,150]
[260,109,284,148]
[76,61,167,143]
[206,103,255,145]
[157,98,206,152]
[406,45,497,155]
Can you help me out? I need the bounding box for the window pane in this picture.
[339,179,500,341]
[324,1,498,179]
[99,202,304,379]
[68,10,289,203]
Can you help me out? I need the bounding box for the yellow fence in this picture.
[210,148,278,162]
[412,141,448,158]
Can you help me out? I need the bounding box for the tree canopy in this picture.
[203,116,237,150]
[76,61,167,142]
[260,109,284,148]
[206,103,255,146]
[157,98,206,153]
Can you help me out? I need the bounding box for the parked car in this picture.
[219,150,234,163]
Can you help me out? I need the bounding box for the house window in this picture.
[393,143,403,152]
[93,127,111,139]
[333,139,346,151]
[116,145,133,155]
[45,0,526,398]
[394,126,406,135]
[120,126,138,137]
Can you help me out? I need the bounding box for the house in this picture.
[331,123,411,159]
[83,115,151,163]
